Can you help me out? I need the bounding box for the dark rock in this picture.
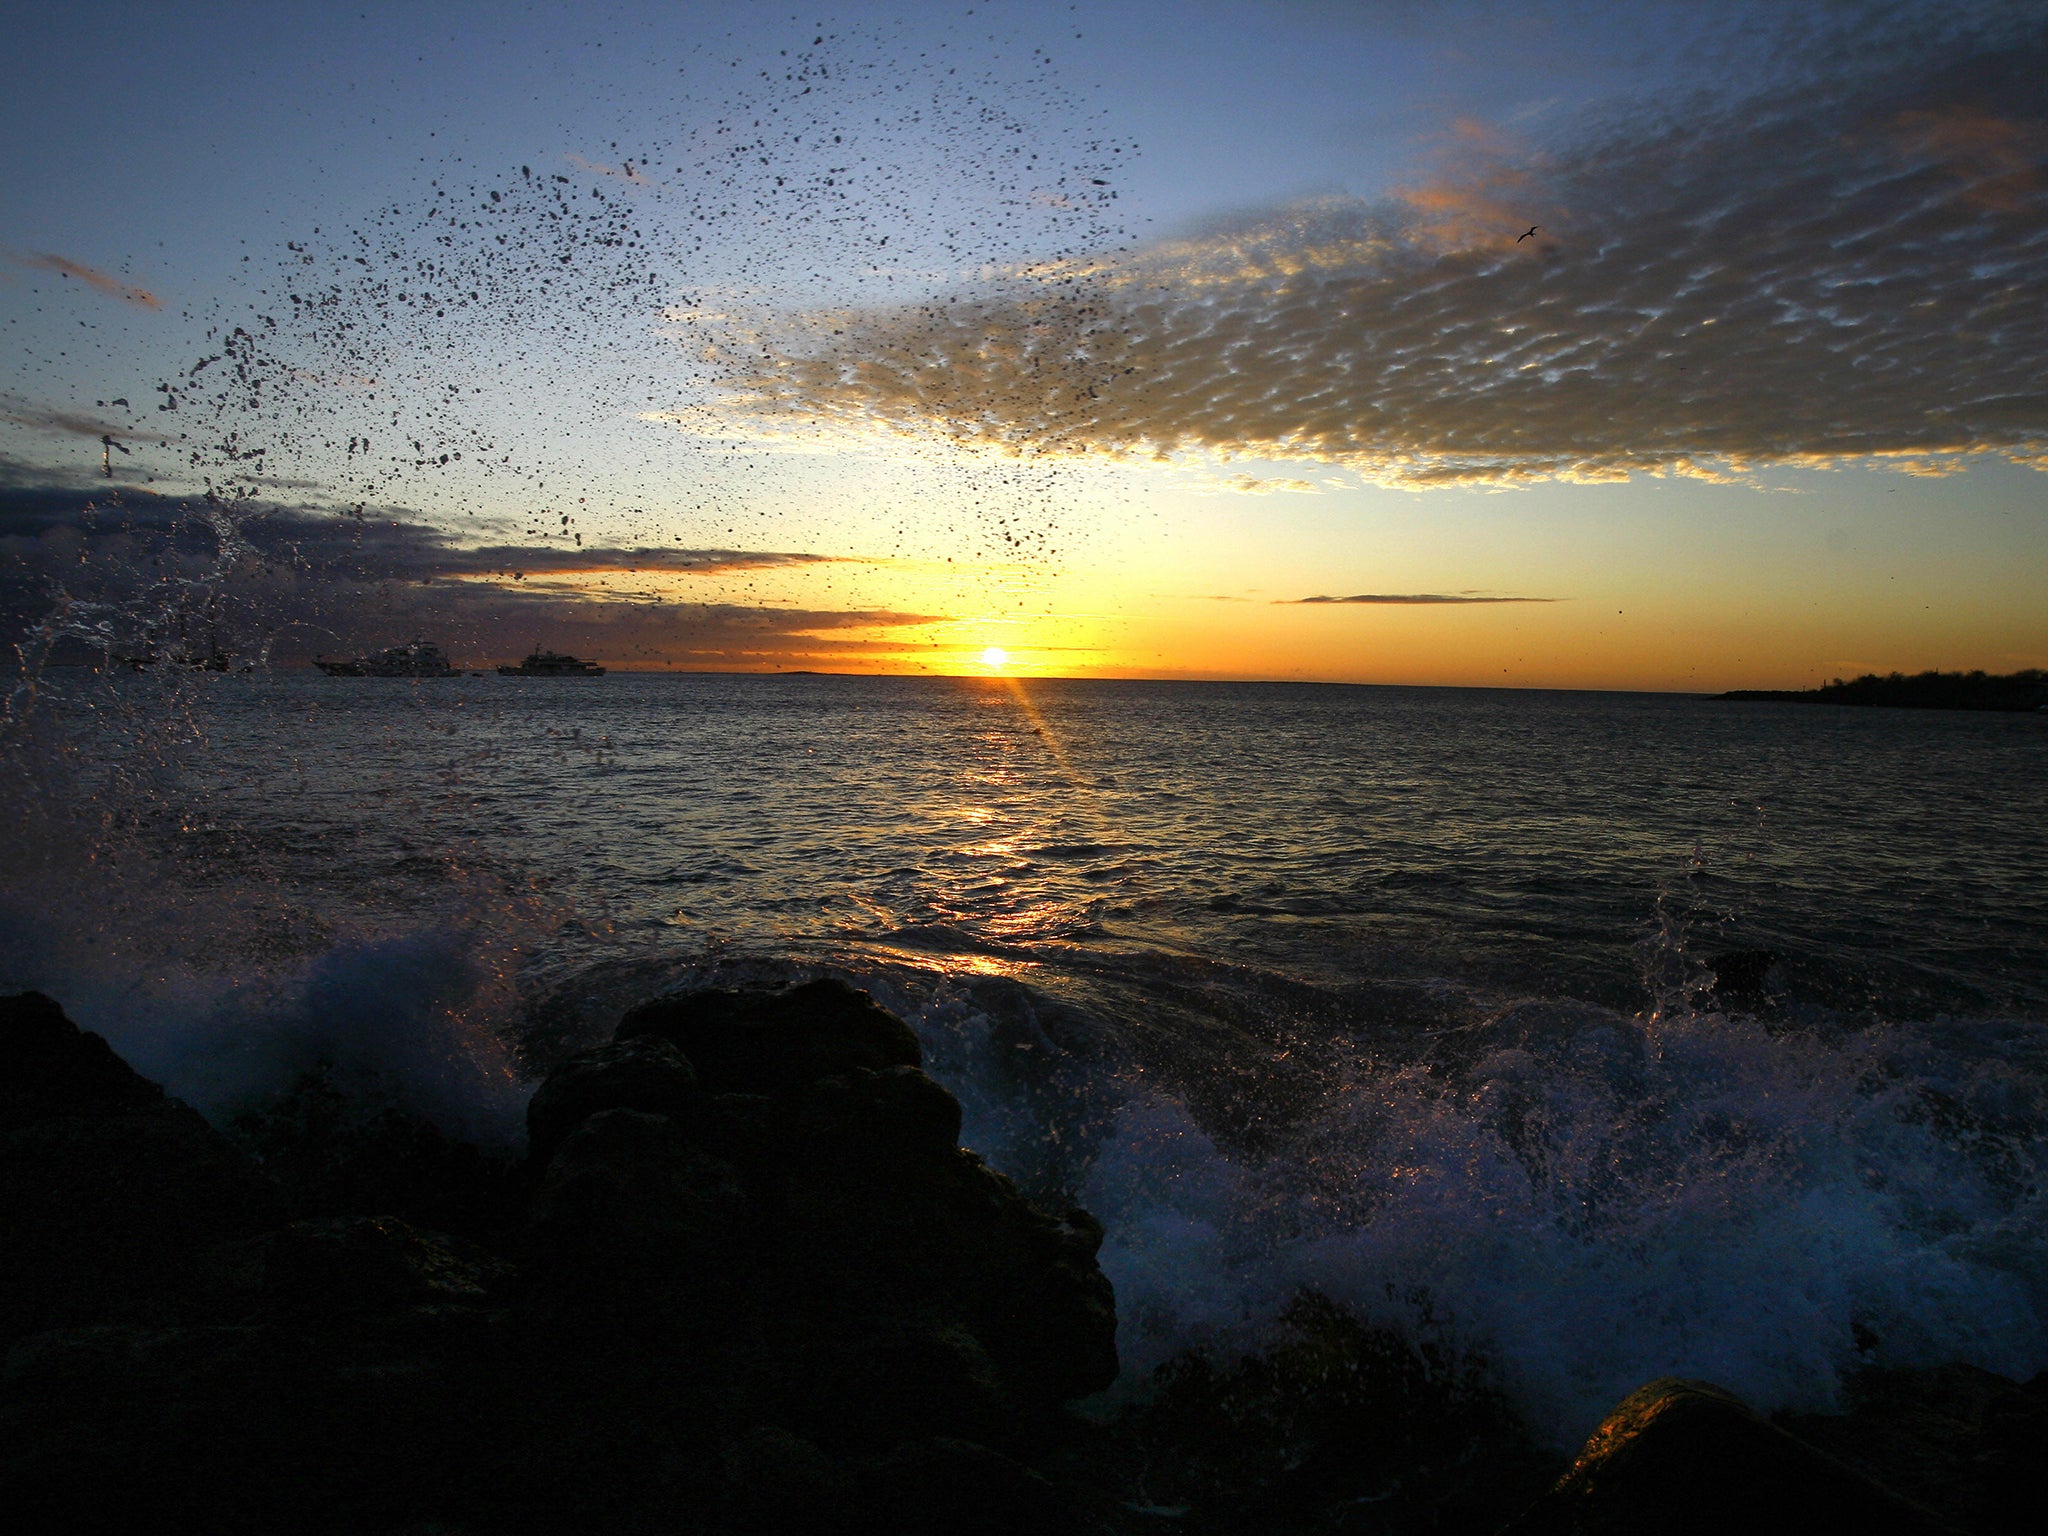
[1121,1291,1554,1533]
[764,1143,1118,1412]
[718,1428,1093,1536]
[1778,1364,2048,1536]
[1504,1377,1955,1536]
[1,1324,301,1535]
[254,1215,515,1312]
[525,1034,698,1169]
[788,1064,965,1159]
[717,1426,852,1534]
[683,1064,966,1173]
[0,996,283,1344]
[796,1322,1016,1452]
[851,1437,1087,1536]
[926,1161,1117,1409]
[1,990,1127,1534]
[526,1107,749,1311]
[530,986,1116,1431]
[616,977,921,1094]
[228,1067,521,1247]
[0,990,165,1125]
[695,1089,786,1167]
[2,1311,516,1536]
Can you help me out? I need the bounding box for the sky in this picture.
[2,0,2044,687]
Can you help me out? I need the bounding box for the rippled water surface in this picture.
[7,670,2047,1441]
[166,672,2048,1010]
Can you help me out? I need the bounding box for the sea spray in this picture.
[0,669,562,1143]
[6,673,2045,1461]
[895,969,2048,1447]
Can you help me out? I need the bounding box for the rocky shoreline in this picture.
[4,984,2042,1534]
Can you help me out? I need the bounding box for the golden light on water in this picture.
[980,646,1009,668]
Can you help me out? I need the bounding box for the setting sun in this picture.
[980,646,1009,668]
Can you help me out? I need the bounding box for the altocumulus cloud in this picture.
[698,24,2048,488]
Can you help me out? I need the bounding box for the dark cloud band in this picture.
[1283,593,1560,605]
[0,478,919,669]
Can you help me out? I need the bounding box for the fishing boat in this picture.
[121,594,235,671]
[313,640,458,677]
[121,644,231,672]
[497,648,606,677]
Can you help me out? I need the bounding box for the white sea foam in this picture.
[916,984,2048,1446]
[7,925,529,1145]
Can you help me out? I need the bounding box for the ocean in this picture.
[4,668,2045,1443]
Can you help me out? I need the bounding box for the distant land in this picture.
[1717,669,2048,711]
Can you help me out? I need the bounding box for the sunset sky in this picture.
[3,0,2044,687]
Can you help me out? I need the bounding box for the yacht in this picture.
[121,645,231,672]
[497,648,606,677]
[314,640,458,677]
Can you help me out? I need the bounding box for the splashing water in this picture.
[3,13,2046,1455]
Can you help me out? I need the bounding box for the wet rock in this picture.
[1778,1364,2048,1536]
[795,1322,1016,1453]
[2,1311,516,1536]
[524,1034,698,1169]
[948,1171,1118,1410]
[616,977,921,1094]
[787,1063,965,1159]
[714,1431,1086,1536]
[717,1425,852,1534]
[1,1324,300,1535]
[531,981,1117,1419]
[2,987,1124,1533]
[850,1437,1087,1536]
[527,1107,749,1310]
[228,1069,522,1249]
[254,1215,515,1312]
[676,1066,961,1171]
[759,1139,1118,1413]
[0,990,165,1124]
[0,992,283,1343]
[1504,1377,1953,1536]
[1121,1291,1555,1533]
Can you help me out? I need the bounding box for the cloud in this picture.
[0,393,166,445]
[694,26,2048,488]
[562,151,658,187]
[1282,592,1560,604]
[262,520,843,586]
[0,477,922,669]
[0,482,834,582]
[1891,103,2047,210]
[1184,472,1321,495]
[11,253,162,309]
[1392,115,1560,255]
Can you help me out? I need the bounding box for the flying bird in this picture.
[1516,226,1539,243]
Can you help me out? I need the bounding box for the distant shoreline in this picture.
[17,658,2048,704]
[1717,669,2048,712]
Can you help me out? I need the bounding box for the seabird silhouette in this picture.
[1516,226,1539,243]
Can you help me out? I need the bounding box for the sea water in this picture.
[3,668,2045,1443]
